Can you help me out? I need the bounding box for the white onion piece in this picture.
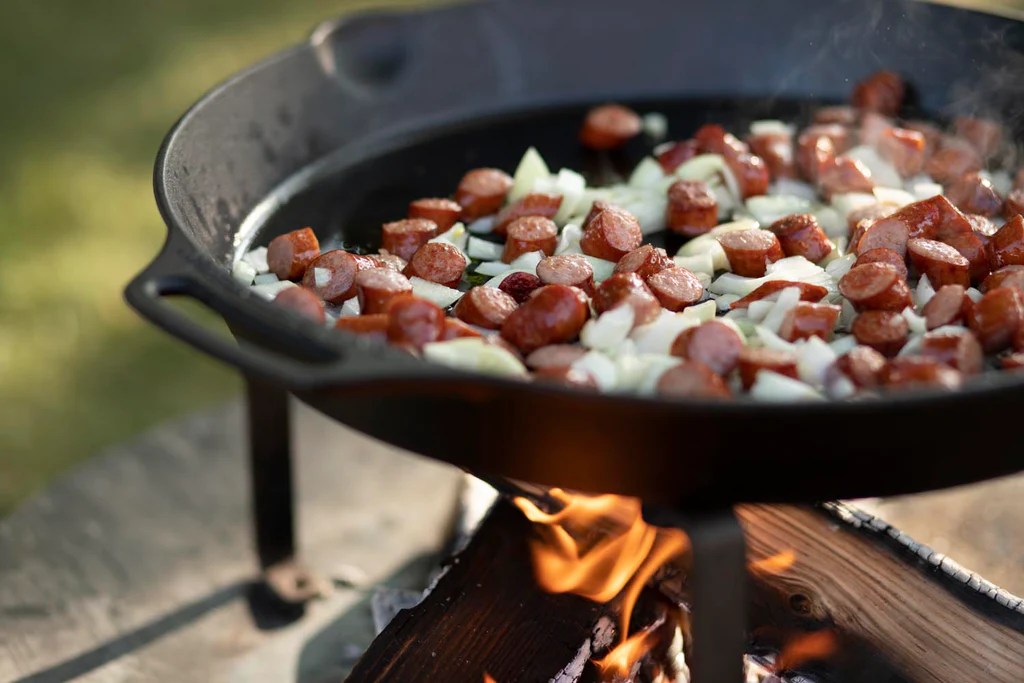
[715,294,740,311]
[533,168,585,224]
[685,300,717,323]
[571,352,618,390]
[625,193,669,235]
[339,297,361,317]
[467,236,503,261]
[903,307,928,335]
[826,253,857,283]
[675,154,726,182]
[844,145,902,188]
[254,272,280,286]
[467,216,496,234]
[642,113,668,141]
[628,355,685,395]
[483,269,531,288]
[829,333,858,356]
[770,178,818,201]
[232,260,257,285]
[745,195,811,226]
[830,192,877,219]
[475,260,511,277]
[897,334,925,357]
[631,310,700,355]
[746,299,775,323]
[816,242,843,268]
[796,336,837,387]
[838,299,856,332]
[750,120,795,137]
[813,206,846,238]
[827,374,857,399]
[873,187,915,208]
[711,181,738,219]
[242,246,269,273]
[629,157,665,188]
[556,223,583,255]
[430,222,469,252]
[510,250,545,274]
[251,280,296,300]
[312,268,330,288]
[909,181,944,202]
[694,271,712,288]
[676,237,729,272]
[410,277,464,308]
[754,325,797,353]
[750,371,824,402]
[915,274,936,310]
[719,165,742,206]
[990,170,1013,196]
[761,286,802,333]
[966,287,984,303]
[710,256,832,297]
[580,306,635,352]
[509,147,550,202]
[673,253,715,275]
[582,255,617,283]
[423,338,528,378]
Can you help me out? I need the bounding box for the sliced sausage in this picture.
[818,156,874,199]
[498,272,543,304]
[442,318,484,340]
[656,361,732,399]
[381,218,437,262]
[655,139,701,173]
[580,204,643,261]
[988,214,1024,270]
[502,216,558,263]
[852,215,910,257]
[851,70,905,116]
[525,344,588,371]
[796,131,836,183]
[966,286,1024,353]
[492,193,563,236]
[593,272,661,325]
[737,347,799,390]
[814,105,858,126]
[403,242,466,289]
[579,103,642,150]
[877,126,926,177]
[355,268,413,315]
[729,280,828,309]
[941,231,990,284]
[453,286,518,329]
[267,227,321,281]
[537,253,596,295]
[906,238,970,288]
[386,296,445,349]
[716,229,784,277]
[725,152,771,199]
[500,284,590,353]
[666,180,718,236]
[982,266,1024,294]
[839,263,913,312]
[369,253,408,272]
[904,120,944,157]
[408,198,462,234]
[922,284,968,330]
[670,320,744,376]
[1004,188,1024,221]
[945,173,1003,217]
[646,267,705,312]
[859,111,893,147]
[694,123,749,157]
[851,310,909,357]
[855,247,908,280]
[768,214,833,263]
[273,286,326,324]
[925,142,983,185]
[747,132,796,180]
[1001,352,1024,371]
[828,346,887,389]
[302,250,366,303]
[968,213,999,240]
[919,330,984,375]
[614,244,675,279]
[455,168,513,220]
[335,313,389,343]
[800,123,851,154]
[533,366,599,389]
[953,116,1004,160]
[881,357,963,391]
[779,302,842,342]
[847,204,895,237]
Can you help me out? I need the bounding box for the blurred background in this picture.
[0,0,1020,517]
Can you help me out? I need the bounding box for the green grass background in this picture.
[0,0,436,515]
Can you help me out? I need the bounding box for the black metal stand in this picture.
[644,506,748,683]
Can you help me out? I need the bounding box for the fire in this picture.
[514,489,689,678]
[749,549,796,575]
[483,674,496,683]
[776,630,838,670]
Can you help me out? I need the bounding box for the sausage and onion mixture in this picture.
[233,70,1024,401]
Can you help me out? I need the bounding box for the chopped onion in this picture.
[509,147,550,202]
[710,256,833,297]
[902,307,928,335]
[760,286,802,333]
[694,271,712,289]
[510,250,545,274]
[339,297,361,317]
[838,299,856,331]
[410,277,464,308]
[825,253,857,283]
[754,325,797,353]
[632,355,685,395]
[483,269,531,288]
[873,187,915,208]
[685,300,717,323]
[796,336,837,387]
[242,246,269,273]
[254,272,280,286]
[813,206,846,238]
[711,181,738,219]
[232,260,257,285]
[675,154,726,183]
[467,236,504,261]
[710,218,760,235]
[897,334,925,357]
[915,274,936,309]
[827,374,857,399]
[745,195,812,226]
[556,223,583,255]
[251,280,296,300]
[467,216,496,234]
[830,192,877,219]
[430,222,469,252]
[475,260,512,276]
[423,338,528,378]
[673,253,715,275]
[746,299,775,323]
[582,255,617,283]
[313,267,331,288]
[629,157,665,188]
[533,168,586,224]
[581,305,635,352]
[909,181,943,202]
[966,287,984,303]
[750,120,795,137]
[715,294,740,311]
[719,165,742,206]
[631,310,700,354]
[769,178,818,201]
[844,145,902,189]
[642,113,668,141]
[990,170,1013,196]
[571,351,618,390]
[750,371,824,402]
[829,333,858,356]
[623,192,668,234]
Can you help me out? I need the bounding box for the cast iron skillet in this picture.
[126,0,1024,507]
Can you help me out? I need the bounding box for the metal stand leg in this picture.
[644,507,748,683]
[246,377,326,606]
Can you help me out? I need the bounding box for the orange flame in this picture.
[483,674,496,683]
[749,549,796,575]
[776,630,838,670]
[514,489,689,679]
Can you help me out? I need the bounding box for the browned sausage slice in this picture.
[1004,188,1024,221]
[919,330,984,375]
[851,70,905,115]
[748,133,795,180]
[273,286,326,323]
[580,204,643,262]
[851,310,909,357]
[922,284,968,330]
[302,250,365,303]
[853,215,910,257]
[881,357,963,390]
[725,152,770,199]
[925,143,982,185]
[953,116,1004,160]
[665,180,718,236]
[455,168,513,220]
[453,286,518,329]
[656,361,731,399]
[966,286,1024,353]
[498,272,543,303]
[442,318,484,340]
[386,296,445,349]
[729,280,828,309]
[408,198,462,234]
[818,156,874,199]
[694,124,749,156]
[716,230,784,277]
[355,268,413,315]
[533,366,599,389]
[847,204,896,238]
[854,247,908,280]
[796,131,836,183]
[502,216,559,263]
[779,302,842,342]
[768,214,833,263]
[942,231,990,283]
[492,193,563,236]
[670,320,744,376]
[646,267,704,312]
[369,253,408,272]
[500,284,590,353]
[828,346,887,389]
[877,127,926,177]
[593,272,661,325]
[655,139,701,173]
[737,347,799,390]
[403,242,466,289]
[579,103,642,150]
[906,238,970,288]
[988,215,1024,270]
[267,227,321,281]
[982,266,1024,294]
[839,263,913,312]
[381,218,437,262]
[614,244,674,279]
[945,173,1004,217]
[525,344,588,371]
[335,313,389,343]
[537,253,596,295]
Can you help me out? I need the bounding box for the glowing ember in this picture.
[514,489,689,678]
[483,674,496,683]
[749,549,796,575]
[776,630,838,671]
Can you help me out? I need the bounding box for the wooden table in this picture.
[1,400,1021,682]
